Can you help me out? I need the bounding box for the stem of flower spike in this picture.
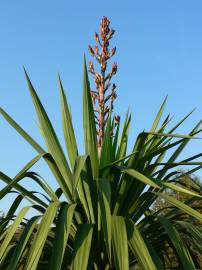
[88,16,120,155]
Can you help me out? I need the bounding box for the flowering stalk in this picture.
[88,16,120,151]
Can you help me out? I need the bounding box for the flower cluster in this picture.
[88,16,120,149]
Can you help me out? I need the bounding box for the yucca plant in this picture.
[0,17,202,270]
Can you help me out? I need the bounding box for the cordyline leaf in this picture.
[0,107,45,154]
[24,68,73,200]
[0,195,23,234]
[143,238,164,270]
[100,151,138,171]
[7,216,40,270]
[73,155,88,195]
[100,114,113,168]
[83,57,98,178]
[97,178,111,261]
[24,202,59,270]
[117,167,160,189]
[126,219,157,270]
[59,75,78,170]
[116,112,131,161]
[163,108,196,139]
[71,224,93,270]
[0,206,30,261]
[0,244,15,268]
[141,128,202,168]
[145,131,201,139]
[112,118,120,159]
[158,217,195,270]
[157,121,202,179]
[113,133,148,215]
[49,203,76,270]
[146,113,171,152]
[0,155,43,200]
[176,221,202,248]
[147,96,167,142]
[0,171,46,207]
[79,156,97,223]
[0,108,72,201]
[154,192,202,221]
[25,172,59,202]
[112,216,129,270]
[162,182,202,198]
[72,155,91,220]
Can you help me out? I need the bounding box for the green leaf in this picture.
[0,107,72,201]
[162,182,202,197]
[0,206,30,261]
[71,224,93,270]
[24,202,59,270]
[0,155,43,200]
[73,155,88,195]
[0,195,23,234]
[0,171,46,207]
[97,179,111,261]
[177,221,202,248]
[100,151,138,171]
[79,156,97,223]
[59,75,78,170]
[100,115,113,168]
[147,96,167,141]
[154,192,202,221]
[24,68,73,200]
[112,119,120,158]
[116,112,131,161]
[0,107,45,154]
[157,121,202,179]
[50,203,76,270]
[126,219,157,270]
[112,216,129,270]
[25,172,59,202]
[7,216,40,270]
[73,155,91,220]
[158,216,195,270]
[118,167,160,189]
[83,57,98,178]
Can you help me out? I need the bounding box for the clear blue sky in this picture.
[1,1,202,210]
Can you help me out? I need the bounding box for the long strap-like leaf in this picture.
[158,217,195,270]
[97,179,111,261]
[83,57,98,178]
[24,69,73,200]
[0,108,72,201]
[24,202,59,270]
[59,75,78,170]
[7,216,40,270]
[0,206,30,262]
[112,216,129,270]
[49,203,76,270]
[126,219,157,270]
[71,224,94,270]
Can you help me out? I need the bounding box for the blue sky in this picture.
[1,1,202,210]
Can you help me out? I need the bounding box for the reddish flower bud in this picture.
[108,29,115,39]
[94,32,100,43]
[89,61,94,74]
[88,45,95,56]
[95,45,99,54]
[111,47,116,57]
[100,16,110,40]
[101,61,106,72]
[112,62,117,75]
